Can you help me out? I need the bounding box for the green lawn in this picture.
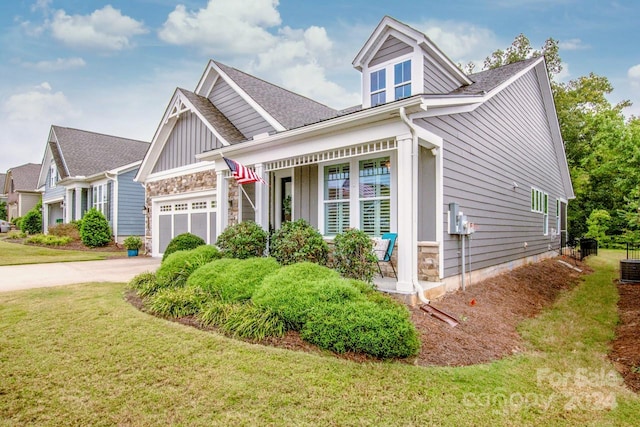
[0,251,638,426]
[0,240,124,266]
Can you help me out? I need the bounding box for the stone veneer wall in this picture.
[143,170,216,253]
[227,179,239,227]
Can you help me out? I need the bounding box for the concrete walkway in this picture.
[0,257,161,293]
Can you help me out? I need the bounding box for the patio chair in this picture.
[373,232,397,279]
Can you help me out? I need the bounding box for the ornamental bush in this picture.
[128,271,159,297]
[269,219,328,266]
[48,223,80,241]
[80,208,111,247]
[162,233,205,261]
[25,234,71,246]
[333,228,378,283]
[216,221,267,259]
[156,245,222,290]
[147,286,209,318]
[300,300,421,358]
[21,202,42,235]
[187,257,280,302]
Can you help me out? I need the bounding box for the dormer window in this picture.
[49,164,58,188]
[370,69,386,107]
[367,58,412,108]
[394,60,411,100]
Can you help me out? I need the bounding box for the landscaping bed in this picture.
[609,280,640,392]
[127,256,590,366]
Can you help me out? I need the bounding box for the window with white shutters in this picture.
[324,163,350,235]
[359,157,390,236]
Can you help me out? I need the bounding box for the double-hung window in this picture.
[92,183,110,220]
[49,164,58,188]
[531,187,548,235]
[324,163,350,234]
[359,158,391,236]
[394,60,411,100]
[370,69,386,107]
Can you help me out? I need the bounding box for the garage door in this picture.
[154,196,217,255]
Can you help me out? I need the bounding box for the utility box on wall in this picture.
[448,202,475,235]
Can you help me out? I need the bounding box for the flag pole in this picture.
[238,184,257,212]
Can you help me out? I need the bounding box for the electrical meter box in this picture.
[448,202,475,235]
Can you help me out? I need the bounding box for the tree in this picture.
[483,33,562,79]
[0,201,6,221]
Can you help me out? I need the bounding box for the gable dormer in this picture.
[353,16,473,108]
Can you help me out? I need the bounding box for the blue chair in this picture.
[375,232,397,278]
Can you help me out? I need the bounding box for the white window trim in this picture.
[318,151,397,237]
[364,52,416,108]
[531,187,549,236]
[49,164,58,188]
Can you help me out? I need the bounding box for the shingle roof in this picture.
[178,88,245,144]
[51,126,150,178]
[214,61,339,130]
[451,57,540,96]
[8,163,41,192]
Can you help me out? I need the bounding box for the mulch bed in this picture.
[126,257,596,367]
[609,281,640,393]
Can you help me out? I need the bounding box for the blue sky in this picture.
[1,0,639,174]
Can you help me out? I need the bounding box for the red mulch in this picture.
[609,281,640,393]
[126,256,599,367]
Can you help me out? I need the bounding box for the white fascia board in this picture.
[198,96,424,162]
[207,61,286,132]
[37,144,53,188]
[49,127,70,177]
[108,160,143,176]
[176,90,230,147]
[145,160,215,183]
[195,59,216,94]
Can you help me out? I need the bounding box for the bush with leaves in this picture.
[25,234,71,246]
[48,223,80,241]
[252,262,361,329]
[0,201,7,221]
[187,257,280,302]
[162,232,205,261]
[269,219,329,266]
[21,201,42,235]
[333,228,378,282]
[156,245,222,290]
[301,300,421,358]
[216,220,267,259]
[80,208,112,247]
[128,272,159,297]
[147,286,209,318]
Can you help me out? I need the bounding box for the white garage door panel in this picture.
[154,196,217,256]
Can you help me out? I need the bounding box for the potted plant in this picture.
[123,235,143,257]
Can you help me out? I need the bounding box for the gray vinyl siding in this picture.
[417,68,567,278]
[152,111,222,173]
[418,146,437,241]
[293,165,318,229]
[370,36,413,67]
[209,78,274,139]
[116,168,145,236]
[423,55,461,94]
[42,175,65,203]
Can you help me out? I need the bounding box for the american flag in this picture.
[223,157,266,185]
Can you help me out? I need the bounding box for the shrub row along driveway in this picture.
[0,257,161,292]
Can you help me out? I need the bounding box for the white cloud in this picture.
[628,64,640,80]
[50,5,147,51]
[559,38,589,51]
[21,57,86,71]
[554,62,571,83]
[2,82,78,123]
[158,0,281,55]
[30,0,52,13]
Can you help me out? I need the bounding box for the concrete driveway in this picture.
[0,257,161,292]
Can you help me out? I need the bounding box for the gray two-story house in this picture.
[135,16,573,297]
[38,126,150,243]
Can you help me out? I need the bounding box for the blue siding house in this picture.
[38,126,150,243]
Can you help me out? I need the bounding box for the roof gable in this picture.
[7,163,41,192]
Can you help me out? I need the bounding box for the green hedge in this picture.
[155,245,222,291]
[269,219,328,265]
[187,257,280,302]
[333,228,377,283]
[162,233,206,261]
[216,221,267,259]
[301,300,421,358]
[80,208,111,247]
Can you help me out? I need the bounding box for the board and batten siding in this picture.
[423,55,461,94]
[152,112,222,174]
[293,164,319,229]
[369,35,413,67]
[209,78,274,139]
[419,67,568,278]
[116,168,145,236]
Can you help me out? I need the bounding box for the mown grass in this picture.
[0,240,123,266]
[0,251,638,425]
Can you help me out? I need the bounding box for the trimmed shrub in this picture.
[147,287,209,318]
[0,201,6,221]
[128,272,159,297]
[162,233,205,261]
[270,219,329,266]
[216,221,267,259]
[11,216,22,230]
[156,245,222,290]
[21,204,42,235]
[80,208,111,247]
[187,257,280,302]
[48,223,80,241]
[198,300,236,326]
[252,263,362,329]
[333,228,377,283]
[301,301,421,358]
[25,234,71,246]
[220,303,287,340]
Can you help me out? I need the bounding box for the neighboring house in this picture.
[135,16,573,295]
[0,173,7,204]
[4,163,41,222]
[38,126,150,242]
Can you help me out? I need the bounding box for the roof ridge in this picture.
[52,125,149,145]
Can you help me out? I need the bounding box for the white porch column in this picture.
[65,188,73,222]
[254,163,269,231]
[42,203,49,234]
[216,170,227,239]
[396,133,418,292]
[74,187,82,221]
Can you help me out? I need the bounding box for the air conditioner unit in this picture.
[620,259,640,283]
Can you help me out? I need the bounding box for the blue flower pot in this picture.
[127,249,139,257]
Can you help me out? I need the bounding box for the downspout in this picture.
[104,172,118,240]
[399,106,422,300]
